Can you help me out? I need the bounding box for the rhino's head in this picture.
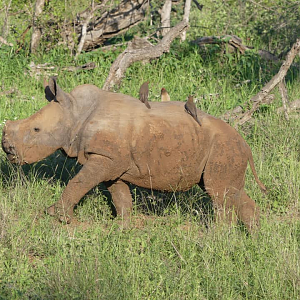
[2,77,75,165]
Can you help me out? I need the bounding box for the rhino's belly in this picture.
[121,146,208,192]
[122,168,203,192]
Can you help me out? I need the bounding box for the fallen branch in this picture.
[221,95,275,123]
[192,35,250,54]
[233,39,300,127]
[103,19,189,90]
[97,42,129,52]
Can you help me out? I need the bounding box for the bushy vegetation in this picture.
[0,0,300,299]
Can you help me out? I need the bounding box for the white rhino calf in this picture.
[2,77,266,231]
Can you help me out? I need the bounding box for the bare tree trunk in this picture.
[30,0,46,53]
[160,0,172,37]
[180,0,191,42]
[1,0,12,39]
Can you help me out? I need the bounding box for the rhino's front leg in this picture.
[47,154,118,223]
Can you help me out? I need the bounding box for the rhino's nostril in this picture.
[8,146,15,154]
[2,137,16,155]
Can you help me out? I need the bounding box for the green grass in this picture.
[1,18,300,300]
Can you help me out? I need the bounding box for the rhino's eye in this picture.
[34,127,40,132]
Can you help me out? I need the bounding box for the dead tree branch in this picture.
[192,35,251,54]
[16,25,31,53]
[103,20,189,91]
[192,0,203,11]
[232,39,300,127]
[0,88,16,97]
[27,61,96,78]
[277,99,300,114]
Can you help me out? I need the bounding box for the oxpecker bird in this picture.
[161,88,170,102]
[139,81,151,109]
[185,95,201,126]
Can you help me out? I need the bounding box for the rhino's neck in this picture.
[63,98,98,158]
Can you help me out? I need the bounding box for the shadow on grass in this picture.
[0,150,80,185]
[0,150,214,225]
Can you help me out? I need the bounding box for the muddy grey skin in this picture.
[2,77,266,231]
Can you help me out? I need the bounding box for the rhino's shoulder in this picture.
[71,85,138,104]
[70,84,102,99]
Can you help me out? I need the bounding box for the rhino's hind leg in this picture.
[202,185,260,232]
[201,186,258,232]
[105,180,133,227]
[235,189,260,231]
[202,139,260,232]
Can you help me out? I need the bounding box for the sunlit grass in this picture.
[0,25,300,299]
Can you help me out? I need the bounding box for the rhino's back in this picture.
[72,88,237,191]
[98,98,214,191]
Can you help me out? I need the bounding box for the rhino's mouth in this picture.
[1,137,26,165]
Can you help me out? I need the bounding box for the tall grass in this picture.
[0,24,300,299]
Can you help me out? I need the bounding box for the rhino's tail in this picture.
[248,150,267,194]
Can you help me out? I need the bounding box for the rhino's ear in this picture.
[45,77,70,107]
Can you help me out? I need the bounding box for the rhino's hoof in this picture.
[45,205,72,224]
[46,205,56,216]
[58,215,71,224]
